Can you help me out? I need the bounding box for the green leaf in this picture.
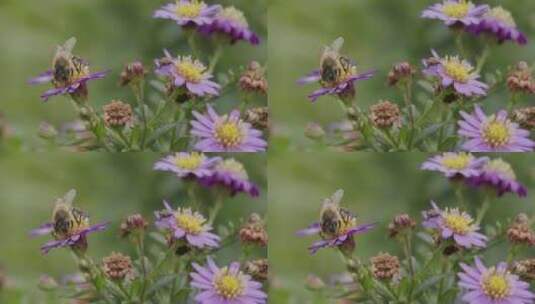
[145,274,180,297]
[145,122,183,147]
[413,273,450,298]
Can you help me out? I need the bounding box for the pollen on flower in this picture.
[175,209,205,234]
[482,272,510,299]
[443,57,472,83]
[175,0,203,18]
[442,1,470,19]
[219,6,248,27]
[175,57,205,83]
[441,153,472,170]
[216,159,248,180]
[443,209,472,235]
[215,122,243,148]
[483,120,511,148]
[175,152,203,170]
[485,159,516,180]
[215,271,244,299]
[487,6,516,27]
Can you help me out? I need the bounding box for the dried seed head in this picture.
[507,214,535,246]
[512,107,535,130]
[244,259,268,282]
[119,61,146,86]
[512,259,535,281]
[102,252,134,281]
[507,62,535,94]
[388,213,416,238]
[239,61,268,95]
[388,62,416,86]
[239,213,268,247]
[305,274,326,290]
[369,100,401,129]
[370,252,400,280]
[120,214,148,238]
[103,100,133,128]
[244,107,269,130]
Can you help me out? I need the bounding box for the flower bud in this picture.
[102,252,134,281]
[370,252,400,280]
[388,62,416,86]
[119,61,146,86]
[239,61,268,95]
[103,100,133,128]
[38,275,59,291]
[388,213,416,238]
[507,213,535,246]
[38,122,58,140]
[512,259,535,281]
[120,214,148,238]
[305,274,325,290]
[507,62,535,94]
[304,122,325,140]
[239,213,268,247]
[244,107,269,130]
[244,259,268,282]
[369,100,401,129]
[512,107,535,130]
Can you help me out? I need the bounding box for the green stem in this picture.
[455,32,467,58]
[187,182,198,209]
[436,256,449,302]
[133,82,148,149]
[475,44,491,74]
[506,245,519,265]
[455,185,466,211]
[137,234,148,304]
[507,93,518,113]
[169,107,183,151]
[188,32,200,58]
[402,81,415,149]
[208,44,224,74]
[169,256,180,303]
[476,194,491,225]
[208,193,224,225]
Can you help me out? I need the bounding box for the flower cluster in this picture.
[29,154,266,304]
[28,1,266,152]
[298,1,533,153]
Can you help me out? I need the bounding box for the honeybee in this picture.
[52,37,89,87]
[51,189,89,239]
[319,189,357,239]
[319,37,356,87]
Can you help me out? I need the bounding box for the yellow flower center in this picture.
[175,1,203,18]
[487,6,516,27]
[175,152,203,170]
[441,153,472,170]
[175,212,204,234]
[442,1,470,19]
[444,57,471,83]
[485,159,516,180]
[483,120,510,147]
[482,273,510,299]
[219,6,248,27]
[176,60,204,83]
[215,122,243,148]
[444,212,472,235]
[215,272,244,299]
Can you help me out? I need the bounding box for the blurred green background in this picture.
[0,0,266,150]
[268,152,535,303]
[0,152,266,302]
[269,0,535,152]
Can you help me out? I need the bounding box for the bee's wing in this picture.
[59,37,77,54]
[329,37,345,53]
[62,189,77,206]
[330,189,344,205]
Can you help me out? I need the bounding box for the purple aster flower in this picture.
[155,50,220,97]
[297,37,375,102]
[153,152,221,179]
[422,201,487,249]
[153,0,221,27]
[190,105,267,152]
[190,257,267,304]
[200,158,260,197]
[421,0,489,27]
[155,201,220,249]
[458,105,535,152]
[28,37,108,102]
[421,153,488,179]
[296,189,376,254]
[458,257,535,303]
[467,158,527,197]
[467,6,528,45]
[199,6,260,45]
[29,190,108,254]
[423,50,488,97]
